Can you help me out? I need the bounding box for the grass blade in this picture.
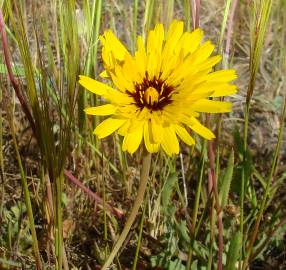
[226,231,242,270]
[219,149,234,209]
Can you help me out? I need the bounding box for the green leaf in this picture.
[0,63,25,76]
[150,256,186,270]
[0,258,22,267]
[162,172,178,210]
[176,220,191,244]
[219,150,234,208]
[167,259,186,270]
[225,231,242,270]
[233,127,244,158]
[61,192,68,207]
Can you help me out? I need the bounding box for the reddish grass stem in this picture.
[0,10,42,270]
[63,169,123,218]
[207,116,223,270]
[0,10,36,135]
[192,0,201,29]
[208,139,223,270]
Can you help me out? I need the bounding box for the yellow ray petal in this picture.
[178,89,214,102]
[153,23,164,52]
[99,70,109,78]
[94,118,126,139]
[143,121,159,153]
[162,20,184,62]
[161,54,183,81]
[192,41,215,63]
[117,120,131,136]
[196,55,222,71]
[146,24,164,77]
[185,117,215,140]
[84,104,116,116]
[166,41,215,83]
[161,125,180,155]
[122,127,143,154]
[79,75,112,96]
[171,69,211,90]
[134,36,147,78]
[127,118,145,133]
[206,69,237,82]
[165,20,184,47]
[190,82,237,97]
[183,28,204,55]
[100,30,129,68]
[110,64,134,92]
[107,92,134,105]
[122,54,142,84]
[174,125,195,145]
[175,29,203,57]
[147,29,156,54]
[151,117,164,143]
[192,99,232,113]
[209,85,237,97]
[118,105,139,119]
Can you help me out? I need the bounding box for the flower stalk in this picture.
[101,149,151,270]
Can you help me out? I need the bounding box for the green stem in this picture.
[242,97,286,269]
[187,140,206,268]
[55,173,64,270]
[0,83,4,218]
[116,135,129,196]
[132,193,147,270]
[183,0,191,31]
[207,200,215,270]
[102,157,108,258]
[240,103,250,267]
[101,150,152,270]
[8,109,42,270]
[250,218,286,261]
[132,0,138,53]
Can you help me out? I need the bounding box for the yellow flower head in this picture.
[79,20,237,156]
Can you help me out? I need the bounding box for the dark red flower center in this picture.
[127,73,174,111]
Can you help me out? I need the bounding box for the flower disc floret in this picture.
[127,73,175,111]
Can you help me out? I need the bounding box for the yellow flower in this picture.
[79,20,237,155]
